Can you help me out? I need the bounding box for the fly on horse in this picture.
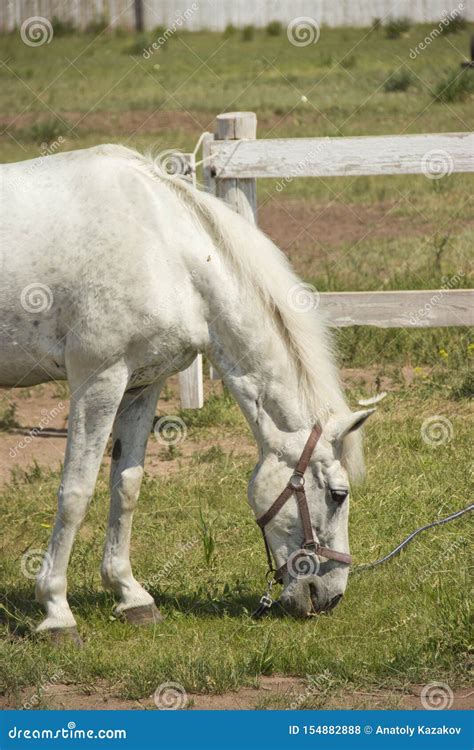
[0,145,373,640]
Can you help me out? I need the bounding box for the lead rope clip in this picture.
[251,574,275,619]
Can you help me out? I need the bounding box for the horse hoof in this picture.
[121,603,164,626]
[40,626,83,648]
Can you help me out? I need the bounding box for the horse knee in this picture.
[57,486,91,528]
[116,466,144,511]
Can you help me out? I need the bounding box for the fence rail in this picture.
[319,290,472,328]
[177,111,473,407]
[208,133,474,179]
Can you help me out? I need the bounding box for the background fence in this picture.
[1,0,473,32]
[176,110,473,407]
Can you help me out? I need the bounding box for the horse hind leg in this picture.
[100,382,164,626]
[35,360,129,641]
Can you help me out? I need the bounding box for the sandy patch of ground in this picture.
[1,677,472,711]
[0,367,405,486]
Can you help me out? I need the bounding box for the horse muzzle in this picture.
[279,574,343,618]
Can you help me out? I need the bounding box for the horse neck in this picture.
[207,300,315,456]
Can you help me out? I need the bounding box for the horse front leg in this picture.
[101,382,164,625]
[35,360,128,641]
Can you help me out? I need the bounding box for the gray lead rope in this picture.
[252,503,473,618]
[351,503,473,574]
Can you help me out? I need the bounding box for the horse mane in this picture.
[108,144,365,482]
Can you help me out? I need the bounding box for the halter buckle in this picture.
[289,473,305,490]
[259,594,273,609]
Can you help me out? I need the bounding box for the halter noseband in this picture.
[256,424,352,585]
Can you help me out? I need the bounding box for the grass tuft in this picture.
[434,68,474,103]
[266,21,283,37]
[384,17,411,39]
[384,68,413,92]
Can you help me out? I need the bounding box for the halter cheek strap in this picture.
[256,423,352,584]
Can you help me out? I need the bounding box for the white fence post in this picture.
[207,112,258,381]
[215,112,257,225]
[177,152,204,409]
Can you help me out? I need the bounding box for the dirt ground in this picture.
[0,109,324,138]
[1,677,472,711]
[0,365,404,486]
[1,374,470,712]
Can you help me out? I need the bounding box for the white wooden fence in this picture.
[178,111,473,408]
[2,0,473,32]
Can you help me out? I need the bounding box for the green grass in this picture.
[434,68,474,103]
[0,23,473,162]
[383,68,413,92]
[0,384,471,705]
[384,17,411,40]
[0,24,472,707]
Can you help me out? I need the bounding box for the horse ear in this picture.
[328,409,375,442]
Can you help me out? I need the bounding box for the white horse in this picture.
[0,145,373,639]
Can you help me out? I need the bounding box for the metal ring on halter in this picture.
[288,473,305,490]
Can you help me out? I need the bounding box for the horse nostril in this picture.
[326,594,343,611]
[330,489,348,504]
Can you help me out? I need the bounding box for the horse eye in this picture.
[330,489,348,504]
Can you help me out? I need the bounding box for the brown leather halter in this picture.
[256,423,352,584]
